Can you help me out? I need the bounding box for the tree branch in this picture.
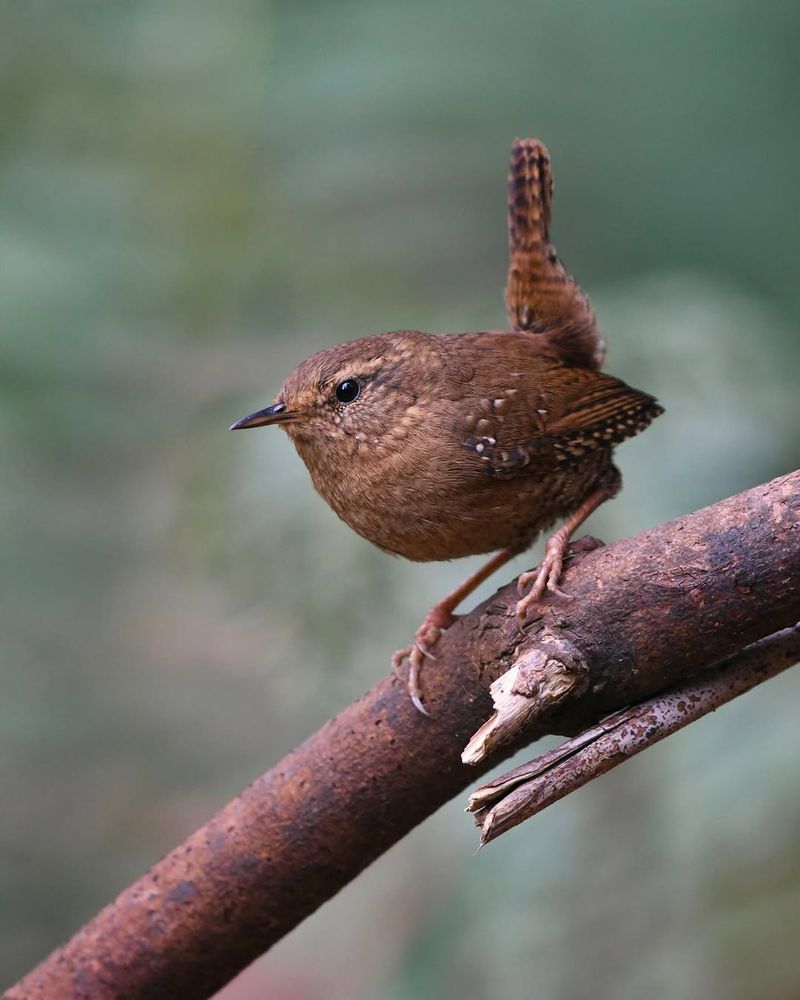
[7,470,799,1000]
[467,623,800,844]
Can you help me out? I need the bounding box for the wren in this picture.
[231,139,663,713]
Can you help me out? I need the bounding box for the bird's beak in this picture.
[229,402,296,430]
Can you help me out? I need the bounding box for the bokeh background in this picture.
[2,2,799,997]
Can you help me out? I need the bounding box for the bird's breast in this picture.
[290,420,604,562]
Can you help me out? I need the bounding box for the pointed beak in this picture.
[229,402,295,430]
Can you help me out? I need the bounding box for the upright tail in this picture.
[504,138,605,370]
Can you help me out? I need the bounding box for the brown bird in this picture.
[231,139,663,713]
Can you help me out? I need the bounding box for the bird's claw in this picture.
[416,630,441,660]
[393,608,460,714]
[514,542,571,626]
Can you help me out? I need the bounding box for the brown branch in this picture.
[467,623,800,844]
[6,470,800,1000]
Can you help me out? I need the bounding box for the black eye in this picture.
[335,378,360,404]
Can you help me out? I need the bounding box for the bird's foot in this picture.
[514,530,577,627]
[514,533,605,628]
[515,540,571,627]
[392,606,461,715]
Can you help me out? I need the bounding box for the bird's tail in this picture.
[504,138,604,370]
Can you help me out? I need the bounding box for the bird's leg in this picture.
[515,482,616,627]
[393,548,517,715]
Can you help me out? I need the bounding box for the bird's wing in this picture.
[462,360,663,477]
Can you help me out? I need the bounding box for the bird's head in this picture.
[230,331,439,454]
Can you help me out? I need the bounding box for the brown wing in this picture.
[461,353,663,477]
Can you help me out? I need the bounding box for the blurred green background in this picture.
[2,1,799,997]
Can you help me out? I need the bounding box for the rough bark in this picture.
[6,470,799,1000]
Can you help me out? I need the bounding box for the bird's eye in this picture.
[335,378,360,404]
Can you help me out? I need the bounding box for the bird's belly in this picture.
[320,460,607,562]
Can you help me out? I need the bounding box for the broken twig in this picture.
[468,624,800,845]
